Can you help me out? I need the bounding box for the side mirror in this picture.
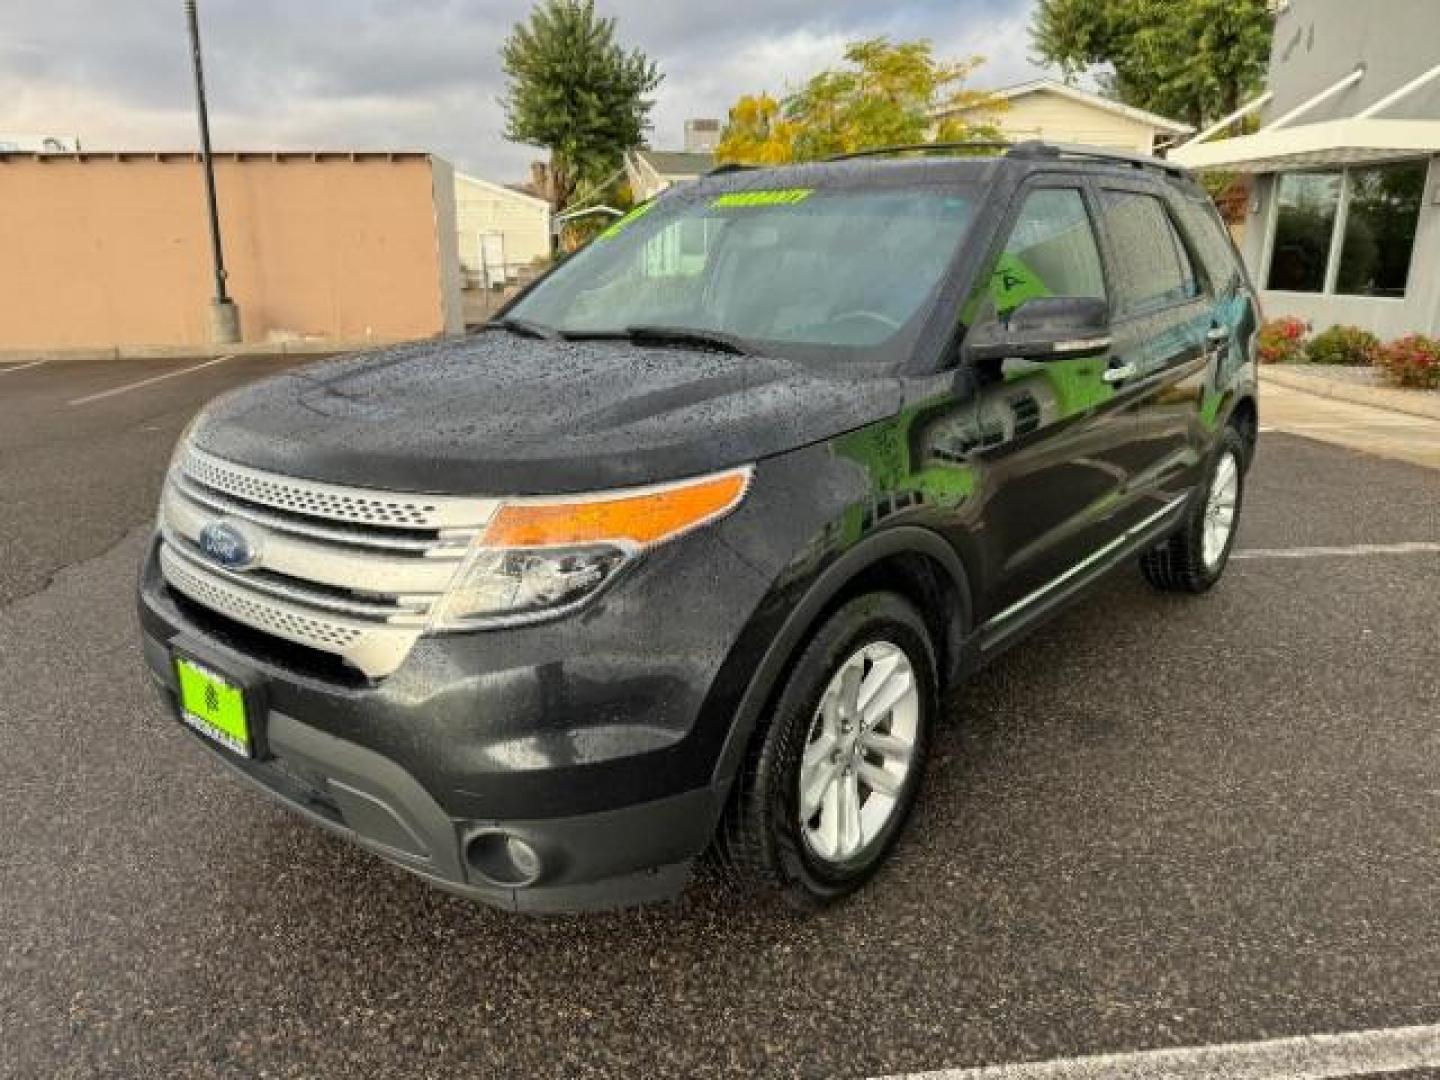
[965,296,1111,363]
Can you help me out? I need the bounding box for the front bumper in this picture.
[137,535,757,912]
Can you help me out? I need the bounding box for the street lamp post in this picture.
[185,0,240,344]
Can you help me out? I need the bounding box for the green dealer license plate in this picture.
[174,656,252,757]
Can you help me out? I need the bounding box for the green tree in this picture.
[1031,0,1273,128]
[717,38,1003,165]
[501,0,662,212]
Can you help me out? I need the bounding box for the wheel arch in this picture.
[710,525,973,788]
[1229,393,1259,466]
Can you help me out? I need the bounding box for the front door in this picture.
[479,232,507,288]
[960,180,1137,625]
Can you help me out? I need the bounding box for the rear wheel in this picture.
[714,592,936,908]
[1140,425,1246,593]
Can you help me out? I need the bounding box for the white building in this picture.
[684,119,722,153]
[1171,0,1440,339]
[624,149,715,201]
[935,79,1194,155]
[453,173,551,289]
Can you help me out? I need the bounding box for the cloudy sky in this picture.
[1,0,1049,181]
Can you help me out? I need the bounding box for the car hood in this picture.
[191,334,901,496]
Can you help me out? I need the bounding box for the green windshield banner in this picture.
[598,200,657,240]
[711,189,813,208]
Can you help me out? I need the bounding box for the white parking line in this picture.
[876,1022,1440,1080]
[0,359,49,376]
[1233,541,1440,560]
[67,355,233,406]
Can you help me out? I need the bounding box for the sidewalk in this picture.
[1261,363,1440,422]
[1260,370,1440,470]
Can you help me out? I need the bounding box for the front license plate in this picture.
[174,655,252,757]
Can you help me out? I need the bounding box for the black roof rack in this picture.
[823,138,1188,177]
[1006,140,1189,177]
[825,140,1013,162]
[705,162,755,177]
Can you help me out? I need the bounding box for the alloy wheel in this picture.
[1202,450,1240,569]
[797,641,919,865]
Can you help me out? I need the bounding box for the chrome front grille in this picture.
[174,444,495,531]
[158,444,499,678]
[171,472,439,553]
[161,546,367,650]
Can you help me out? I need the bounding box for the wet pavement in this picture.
[1,355,1437,1079]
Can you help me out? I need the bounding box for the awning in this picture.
[1171,118,1440,172]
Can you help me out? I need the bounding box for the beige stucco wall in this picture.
[952,92,1166,154]
[454,173,551,286]
[0,153,461,349]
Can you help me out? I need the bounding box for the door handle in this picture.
[1102,362,1137,384]
[1206,326,1230,345]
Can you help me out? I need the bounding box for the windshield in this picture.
[507,184,978,362]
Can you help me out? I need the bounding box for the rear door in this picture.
[1171,188,1262,418]
[1092,181,1214,510]
[959,177,1138,623]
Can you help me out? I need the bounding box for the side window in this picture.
[1174,218,1199,298]
[1099,190,1201,315]
[1174,196,1243,292]
[986,188,1106,321]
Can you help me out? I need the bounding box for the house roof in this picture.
[631,149,715,177]
[939,78,1195,135]
[454,171,551,209]
[1169,117,1440,171]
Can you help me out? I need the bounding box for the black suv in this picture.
[138,142,1259,912]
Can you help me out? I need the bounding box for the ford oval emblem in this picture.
[198,520,261,571]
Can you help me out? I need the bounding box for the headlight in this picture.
[428,466,752,630]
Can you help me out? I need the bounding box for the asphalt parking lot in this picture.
[1,354,1438,1079]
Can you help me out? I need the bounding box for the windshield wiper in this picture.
[626,325,752,355]
[485,315,560,341]
[563,325,751,356]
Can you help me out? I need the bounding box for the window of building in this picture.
[1099,190,1199,315]
[1267,172,1340,293]
[1335,161,1428,297]
[1265,160,1428,298]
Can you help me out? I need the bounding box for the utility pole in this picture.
[185,0,240,344]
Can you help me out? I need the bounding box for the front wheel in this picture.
[713,592,936,908]
[1140,425,1247,593]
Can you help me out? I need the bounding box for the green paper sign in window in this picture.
[989,251,1053,316]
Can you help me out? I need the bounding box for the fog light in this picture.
[506,837,541,880]
[465,829,544,888]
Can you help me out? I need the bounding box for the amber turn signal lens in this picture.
[483,468,751,549]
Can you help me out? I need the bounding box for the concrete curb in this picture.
[0,339,407,364]
[1260,365,1440,422]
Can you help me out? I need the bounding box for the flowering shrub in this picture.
[1257,317,1307,364]
[1375,334,1440,389]
[1305,324,1381,366]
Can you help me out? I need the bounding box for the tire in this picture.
[713,591,936,909]
[1140,424,1247,594]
